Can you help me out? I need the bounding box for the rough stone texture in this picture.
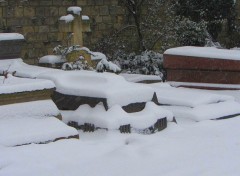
[164,54,240,84]
[0,0,127,63]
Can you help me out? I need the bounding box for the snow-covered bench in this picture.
[163,46,240,87]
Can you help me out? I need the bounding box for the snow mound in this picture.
[153,86,234,107]
[38,70,155,107]
[0,75,55,94]
[62,102,173,130]
[163,100,240,121]
[67,6,82,15]
[164,46,240,61]
[39,55,65,64]
[0,100,60,120]
[120,73,162,83]
[0,59,62,78]
[0,117,78,147]
[0,58,22,72]
[59,14,74,23]
[0,33,24,41]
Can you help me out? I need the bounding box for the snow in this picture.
[39,55,65,64]
[0,117,78,147]
[38,70,155,108]
[62,102,173,130]
[169,81,240,89]
[162,100,240,121]
[151,85,234,107]
[91,51,107,60]
[67,6,82,16]
[1,69,240,175]
[82,15,89,20]
[1,116,240,175]
[0,33,24,41]
[0,100,60,119]
[0,75,55,94]
[0,58,22,72]
[120,73,162,83]
[59,14,74,23]
[164,46,240,61]
[0,59,62,78]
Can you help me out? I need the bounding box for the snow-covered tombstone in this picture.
[0,33,25,59]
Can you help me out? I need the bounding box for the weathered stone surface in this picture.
[164,54,240,71]
[1,0,130,61]
[166,69,240,84]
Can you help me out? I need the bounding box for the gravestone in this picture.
[0,33,25,59]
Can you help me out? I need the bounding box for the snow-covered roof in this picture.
[164,46,240,61]
[0,33,24,41]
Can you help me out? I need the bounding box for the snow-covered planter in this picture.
[0,33,25,59]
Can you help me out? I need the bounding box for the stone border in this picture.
[0,88,55,106]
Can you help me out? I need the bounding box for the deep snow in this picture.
[0,116,240,176]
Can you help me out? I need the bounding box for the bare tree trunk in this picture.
[121,0,146,51]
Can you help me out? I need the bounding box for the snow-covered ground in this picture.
[1,59,240,175]
[1,116,240,176]
[0,86,240,175]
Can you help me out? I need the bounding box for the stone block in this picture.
[39,0,53,6]
[36,7,45,17]
[49,7,59,16]
[39,25,49,33]
[77,0,87,5]
[102,16,112,23]
[47,33,58,41]
[95,16,102,23]
[59,7,67,16]
[96,0,104,5]
[14,6,24,17]
[7,18,22,26]
[22,26,35,34]
[52,0,62,6]
[24,7,35,17]
[62,0,74,6]
[99,6,109,15]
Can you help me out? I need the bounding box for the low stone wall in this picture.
[0,0,127,62]
[0,89,54,106]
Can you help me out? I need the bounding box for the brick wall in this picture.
[0,0,127,63]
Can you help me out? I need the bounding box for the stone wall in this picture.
[0,0,127,63]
